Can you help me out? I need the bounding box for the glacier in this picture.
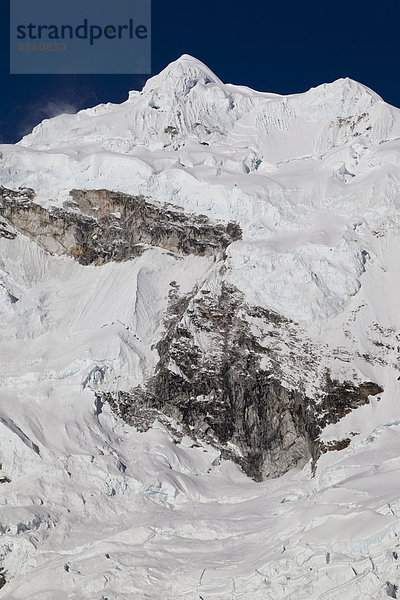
[0,54,400,599]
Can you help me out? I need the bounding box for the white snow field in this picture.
[0,55,400,599]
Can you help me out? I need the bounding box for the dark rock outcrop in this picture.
[0,218,16,240]
[0,185,383,481]
[0,567,6,590]
[0,187,242,264]
[104,279,383,481]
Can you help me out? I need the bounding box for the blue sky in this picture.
[1,0,400,143]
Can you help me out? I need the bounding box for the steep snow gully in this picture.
[0,55,400,599]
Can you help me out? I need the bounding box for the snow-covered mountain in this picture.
[0,55,400,599]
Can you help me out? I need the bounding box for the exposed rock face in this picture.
[0,218,16,240]
[0,567,6,590]
[0,187,242,264]
[0,185,383,481]
[104,276,383,481]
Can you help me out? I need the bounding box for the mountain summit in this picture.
[143,53,223,94]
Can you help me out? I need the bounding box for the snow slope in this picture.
[0,55,400,599]
[2,56,400,322]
